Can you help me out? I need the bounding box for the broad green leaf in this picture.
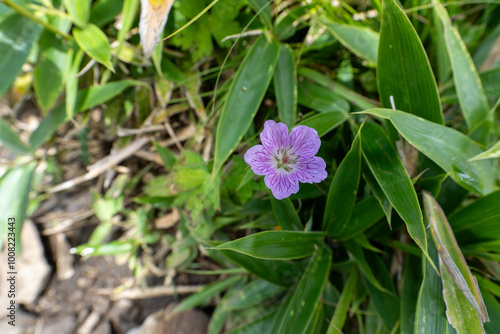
[271,242,332,334]
[223,278,284,310]
[401,255,422,334]
[482,287,500,334]
[324,133,361,237]
[362,161,392,226]
[90,0,123,27]
[327,266,358,334]
[297,111,348,138]
[30,80,141,148]
[449,190,500,245]
[424,192,489,332]
[218,249,304,287]
[298,79,350,114]
[415,231,450,334]
[298,67,379,110]
[434,1,492,144]
[72,240,134,256]
[378,0,443,124]
[274,44,297,128]
[213,36,279,175]
[0,13,39,97]
[214,231,325,260]
[34,31,70,113]
[363,252,400,331]
[153,141,177,171]
[361,108,496,195]
[172,275,241,314]
[323,21,379,64]
[270,197,303,231]
[469,140,500,161]
[0,118,32,155]
[64,0,91,27]
[247,0,272,28]
[336,196,385,241]
[226,311,277,334]
[73,23,114,71]
[361,122,427,255]
[0,163,36,250]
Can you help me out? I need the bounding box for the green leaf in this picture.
[30,80,141,148]
[73,23,114,71]
[172,275,241,314]
[335,196,385,241]
[434,2,493,144]
[0,13,40,97]
[271,242,332,333]
[214,231,325,260]
[247,0,272,28]
[415,231,450,334]
[226,311,277,334]
[0,118,32,155]
[65,49,84,118]
[64,0,91,27]
[326,266,358,334]
[223,278,284,310]
[323,21,379,64]
[469,140,500,161]
[72,240,134,256]
[324,132,361,237]
[297,111,348,138]
[401,255,423,334]
[449,189,500,246]
[90,0,123,27]
[270,197,303,231]
[298,79,350,114]
[213,36,279,174]
[274,44,297,128]
[361,108,496,195]
[33,31,71,113]
[378,0,443,124]
[0,163,36,250]
[361,122,427,255]
[153,141,177,171]
[424,192,489,332]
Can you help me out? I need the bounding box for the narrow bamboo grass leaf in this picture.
[0,13,39,97]
[73,23,114,71]
[34,31,70,113]
[65,49,84,118]
[434,1,492,144]
[344,240,389,294]
[324,132,361,237]
[323,21,379,64]
[336,196,385,241]
[297,111,348,138]
[223,279,284,310]
[214,231,325,260]
[172,275,241,314]
[270,197,303,231]
[481,287,500,333]
[218,250,304,287]
[401,255,423,334]
[247,0,272,28]
[327,266,358,334]
[360,108,496,195]
[415,231,450,334]
[213,36,279,175]
[298,67,380,110]
[449,190,500,245]
[226,311,277,334]
[71,240,134,256]
[271,242,332,334]
[424,192,489,331]
[362,162,392,226]
[468,140,500,161]
[298,79,350,114]
[360,122,428,257]
[378,0,443,124]
[0,163,36,250]
[363,252,400,330]
[274,44,297,128]
[0,118,32,155]
[30,80,142,149]
[63,0,91,28]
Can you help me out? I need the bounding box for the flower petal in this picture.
[288,125,321,158]
[260,120,289,152]
[244,145,273,176]
[294,156,327,183]
[264,170,300,200]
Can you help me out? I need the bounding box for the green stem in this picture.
[1,0,72,40]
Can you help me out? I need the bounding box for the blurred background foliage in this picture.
[0,0,499,333]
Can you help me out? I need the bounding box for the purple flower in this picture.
[244,120,327,200]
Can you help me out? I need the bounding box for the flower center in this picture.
[273,148,298,172]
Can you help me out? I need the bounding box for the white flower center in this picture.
[273,148,299,173]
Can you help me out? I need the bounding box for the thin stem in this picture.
[1,0,72,40]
